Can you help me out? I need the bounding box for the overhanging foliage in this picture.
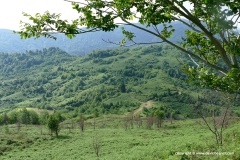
[17,0,240,93]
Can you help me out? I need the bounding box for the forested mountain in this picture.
[0,22,186,55]
[0,45,231,118]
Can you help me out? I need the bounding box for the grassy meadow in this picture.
[0,116,239,160]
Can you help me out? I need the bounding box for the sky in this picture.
[0,0,78,30]
[0,1,238,31]
[0,0,189,31]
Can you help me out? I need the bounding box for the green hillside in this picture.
[0,45,239,160]
[0,45,234,118]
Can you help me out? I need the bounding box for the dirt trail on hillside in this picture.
[134,100,153,115]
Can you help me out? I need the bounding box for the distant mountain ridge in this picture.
[0,22,186,55]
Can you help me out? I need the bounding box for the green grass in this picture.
[0,117,239,160]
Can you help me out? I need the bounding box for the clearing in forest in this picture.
[134,100,153,115]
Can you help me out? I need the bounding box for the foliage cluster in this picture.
[0,108,55,126]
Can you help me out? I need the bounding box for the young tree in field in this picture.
[16,120,22,132]
[79,113,85,132]
[8,111,19,124]
[20,108,30,125]
[135,114,143,128]
[169,111,175,124]
[1,113,9,125]
[146,116,154,130]
[195,92,235,145]
[47,114,60,137]
[92,135,101,157]
[93,112,99,130]
[29,110,40,125]
[17,0,240,94]
[39,110,49,125]
[154,109,165,128]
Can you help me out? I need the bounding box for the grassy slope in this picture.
[0,118,239,160]
[0,45,216,118]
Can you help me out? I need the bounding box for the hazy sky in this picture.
[0,0,78,30]
[1,1,238,31]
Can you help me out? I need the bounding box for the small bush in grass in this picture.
[47,115,60,137]
[79,114,85,132]
[92,135,101,157]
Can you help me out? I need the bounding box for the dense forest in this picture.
[0,45,237,122]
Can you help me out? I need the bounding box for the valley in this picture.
[0,44,239,160]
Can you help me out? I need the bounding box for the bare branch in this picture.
[231,13,240,25]
[102,39,164,47]
[78,28,101,34]
[220,104,230,133]
[172,16,201,33]
[64,0,88,6]
[199,112,216,135]
[152,25,161,35]
[188,54,199,67]
[42,27,100,35]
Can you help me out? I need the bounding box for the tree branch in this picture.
[122,19,228,74]
[171,1,233,69]
[172,16,201,33]
[102,39,164,47]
